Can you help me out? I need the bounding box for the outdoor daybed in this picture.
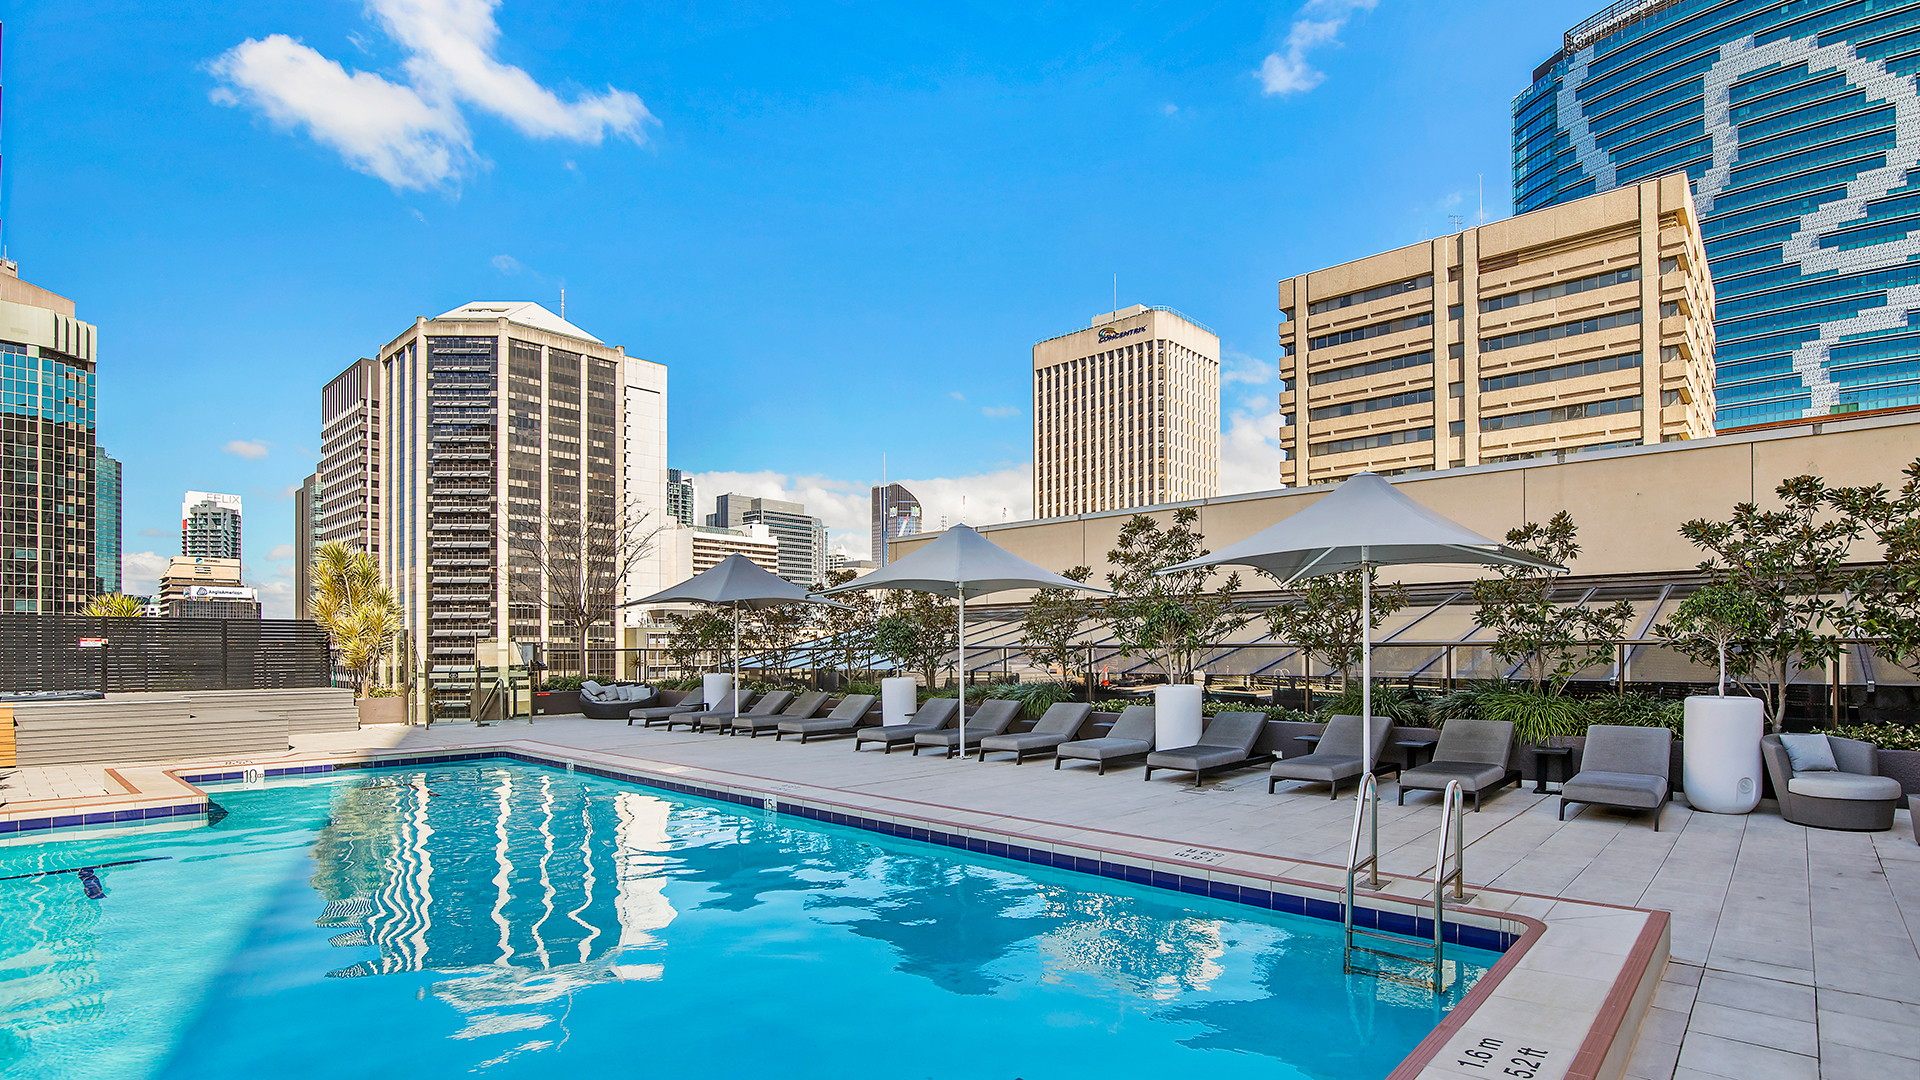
[776,694,878,743]
[853,697,959,753]
[1054,705,1156,774]
[1398,718,1519,811]
[1142,712,1267,787]
[1266,714,1392,798]
[1558,724,1671,830]
[579,681,658,719]
[975,702,1093,763]
[731,690,829,737]
[913,699,1022,757]
[690,690,794,734]
[1760,733,1902,831]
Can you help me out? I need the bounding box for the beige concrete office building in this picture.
[1033,305,1220,518]
[373,302,667,671]
[1277,173,1715,487]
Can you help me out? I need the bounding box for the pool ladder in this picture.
[1342,775,1470,992]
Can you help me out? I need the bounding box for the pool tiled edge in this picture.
[12,741,1667,1080]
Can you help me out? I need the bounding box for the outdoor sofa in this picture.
[776,694,878,743]
[1054,705,1156,774]
[1397,718,1519,811]
[628,689,704,727]
[690,690,794,734]
[1266,714,1392,798]
[913,699,1022,758]
[1760,733,1902,831]
[579,681,658,719]
[664,690,751,731]
[1557,724,1671,830]
[1142,712,1267,788]
[975,702,1093,763]
[731,690,829,737]
[853,697,959,753]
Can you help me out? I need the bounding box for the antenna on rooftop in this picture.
[560,287,565,319]
[1448,214,1464,233]
[1113,274,1117,313]
[1478,175,1484,225]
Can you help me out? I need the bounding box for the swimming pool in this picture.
[0,762,1496,1079]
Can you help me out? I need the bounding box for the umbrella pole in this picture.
[734,601,741,721]
[957,589,967,758]
[1361,551,1373,787]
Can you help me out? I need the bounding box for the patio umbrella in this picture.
[623,554,844,721]
[1158,472,1562,775]
[821,524,1108,757]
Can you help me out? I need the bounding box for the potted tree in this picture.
[311,542,406,726]
[1659,585,1769,814]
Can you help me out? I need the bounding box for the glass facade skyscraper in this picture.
[95,449,121,594]
[1,271,99,613]
[1514,0,1920,427]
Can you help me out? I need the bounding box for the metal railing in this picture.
[1343,776,1469,993]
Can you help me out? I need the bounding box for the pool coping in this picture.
[10,740,1668,1080]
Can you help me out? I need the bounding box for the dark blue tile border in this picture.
[8,746,1516,952]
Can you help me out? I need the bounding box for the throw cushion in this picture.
[1781,733,1839,773]
[617,685,637,702]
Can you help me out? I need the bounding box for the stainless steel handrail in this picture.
[1342,776,1469,992]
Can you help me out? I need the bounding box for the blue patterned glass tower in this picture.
[1515,0,1920,427]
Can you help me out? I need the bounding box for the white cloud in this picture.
[1221,399,1286,496]
[492,253,524,274]
[224,439,271,459]
[687,466,1034,561]
[123,551,171,598]
[208,0,657,191]
[1221,349,1274,387]
[269,544,297,561]
[1162,103,1180,116]
[949,391,966,402]
[1257,1,1376,96]
[981,405,1020,418]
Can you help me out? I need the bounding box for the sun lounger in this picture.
[1267,714,1392,798]
[854,697,960,753]
[664,691,753,731]
[628,689,706,727]
[1143,712,1267,787]
[776,694,878,743]
[1398,718,1519,811]
[975,702,1093,763]
[1559,724,1673,830]
[731,690,829,737]
[913,699,1021,758]
[690,690,794,734]
[1055,705,1156,774]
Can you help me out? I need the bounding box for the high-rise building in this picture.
[295,472,322,620]
[182,492,243,561]
[656,522,780,586]
[0,262,98,613]
[95,449,121,595]
[870,483,921,566]
[1032,305,1219,518]
[375,301,667,670]
[666,468,696,527]
[158,556,259,618]
[1278,174,1716,484]
[319,357,381,553]
[1515,0,1920,427]
[707,494,826,585]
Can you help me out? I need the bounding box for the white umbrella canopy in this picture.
[1158,472,1563,778]
[821,524,1109,756]
[623,554,845,720]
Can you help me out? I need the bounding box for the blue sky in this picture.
[2,0,1592,613]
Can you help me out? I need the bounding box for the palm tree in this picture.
[83,594,146,617]
[311,542,404,696]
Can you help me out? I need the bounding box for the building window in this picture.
[1480,309,1642,352]
[1307,350,1433,387]
[1308,312,1435,351]
[1311,426,1434,456]
[1309,387,1434,421]
[1306,275,1433,315]
[1479,267,1640,313]
[1481,352,1641,393]
[1481,395,1642,432]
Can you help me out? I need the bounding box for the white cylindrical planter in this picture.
[1154,684,1204,750]
[1683,695,1764,814]
[881,677,919,726]
[702,673,735,708]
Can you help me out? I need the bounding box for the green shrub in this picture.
[364,684,403,698]
[651,675,703,691]
[1310,682,1433,727]
[1579,694,1684,734]
[1430,683,1682,740]
[838,680,881,699]
[1201,700,1313,724]
[1837,722,1920,752]
[542,675,587,691]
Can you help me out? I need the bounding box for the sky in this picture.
[1,0,1594,615]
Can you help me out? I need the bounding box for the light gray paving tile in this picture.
[1685,1000,1819,1057]
[1817,1042,1919,1080]
[1696,969,1817,1021]
[1815,1009,1920,1060]
[1676,1032,1818,1080]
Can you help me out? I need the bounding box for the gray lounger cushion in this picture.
[1268,714,1392,792]
[731,690,829,735]
[1559,725,1672,826]
[913,700,1022,754]
[1401,718,1517,804]
[777,694,877,740]
[1056,706,1157,769]
[691,691,793,731]
[1562,770,1668,809]
[1401,760,1509,791]
[1144,712,1266,783]
[855,697,960,748]
[1787,773,1903,801]
[977,702,1093,761]
[665,691,751,729]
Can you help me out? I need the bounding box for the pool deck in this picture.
[5,713,1917,1080]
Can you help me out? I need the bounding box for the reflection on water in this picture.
[0,764,1493,1079]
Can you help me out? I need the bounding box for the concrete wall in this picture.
[9,687,359,766]
[894,409,1920,590]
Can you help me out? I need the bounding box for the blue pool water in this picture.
[0,763,1495,1079]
